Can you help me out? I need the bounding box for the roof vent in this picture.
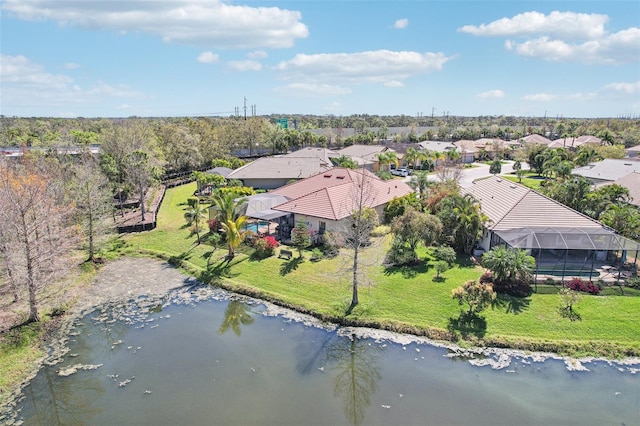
[496,178,502,182]
[323,174,332,178]
[509,184,516,189]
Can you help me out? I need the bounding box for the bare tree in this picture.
[71,153,114,261]
[0,157,76,323]
[435,163,464,184]
[340,169,380,314]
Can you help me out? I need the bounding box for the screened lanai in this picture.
[491,227,640,282]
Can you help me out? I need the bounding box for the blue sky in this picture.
[1,1,638,118]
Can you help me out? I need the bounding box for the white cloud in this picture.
[505,28,640,64]
[393,19,409,29]
[523,93,555,101]
[477,89,504,99]
[461,11,639,64]
[197,51,219,63]
[459,11,608,39]
[63,62,81,70]
[603,80,640,94]
[2,0,309,49]
[275,50,453,85]
[248,50,268,59]
[274,83,352,96]
[0,54,144,112]
[384,80,404,87]
[323,102,343,113]
[227,60,262,72]
[566,92,597,101]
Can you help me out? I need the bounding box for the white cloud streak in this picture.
[197,51,219,63]
[461,10,639,65]
[393,19,409,29]
[275,50,452,85]
[477,89,504,99]
[227,60,262,72]
[0,54,144,111]
[2,0,309,49]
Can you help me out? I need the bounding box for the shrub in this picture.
[253,235,279,258]
[433,245,456,266]
[566,277,601,295]
[207,219,219,232]
[370,225,391,237]
[385,236,418,266]
[310,247,323,262]
[187,196,200,208]
[625,276,640,289]
[479,271,493,284]
[320,231,343,258]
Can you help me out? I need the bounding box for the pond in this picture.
[3,285,639,426]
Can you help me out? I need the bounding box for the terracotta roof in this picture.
[548,135,601,149]
[520,134,552,145]
[272,167,414,220]
[228,157,332,180]
[463,176,604,231]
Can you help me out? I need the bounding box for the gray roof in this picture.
[520,134,552,145]
[335,144,391,161]
[572,159,640,182]
[463,176,603,231]
[280,147,339,164]
[206,167,233,178]
[611,172,640,207]
[417,140,457,153]
[463,176,640,250]
[228,157,333,180]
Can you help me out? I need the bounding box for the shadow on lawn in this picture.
[383,262,428,279]
[447,312,487,338]
[280,256,304,276]
[492,294,531,315]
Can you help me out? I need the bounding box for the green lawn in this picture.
[502,171,545,190]
[119,182,640,357]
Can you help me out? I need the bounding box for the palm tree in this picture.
[220,215,250,259]
[212,191,247,224]
[407,171,432,198]
[404,147,420,170]
[482,246,535,284]
[375,151,398,172]
[218,300,254,336]
[184,201,208,242]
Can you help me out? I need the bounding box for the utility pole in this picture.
[243,96,247,120]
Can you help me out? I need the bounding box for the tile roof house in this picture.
[625,144,640,158]
[548,135,602,149]
[281,147,339,165]
[463,176,639,280]
[334,144,396,171]
[227,156,333,190]
[571,159,640,185]
[610,172,640,208]
[419,140,475,164]
[270,167,413,238]
[519,134,552,146]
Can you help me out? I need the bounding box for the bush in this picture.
[566,277,601,295]
[625,276,640,289]
[370,225,391,237]
[385,236,418,266]
[320,231,343,258]
[479,271,493,284]
[253,235,279,258]
[207,219,219,232]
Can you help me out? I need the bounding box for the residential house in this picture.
[418,140,474,164]
[463,176,640,281]
[334,144,397,172]
[548,135,601,150]
[269,167,413,241]
[610,172,640,208]
[226,156,333,190]
[571,158,640,186]
[625,144,640,158]
[519,134,552,146]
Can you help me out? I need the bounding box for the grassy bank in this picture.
[119,182,640,358]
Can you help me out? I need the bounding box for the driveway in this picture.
[403,161,529,188]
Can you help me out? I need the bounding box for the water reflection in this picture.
[327,333,381,426]
[5,288,640,426]
[218,300,254,336]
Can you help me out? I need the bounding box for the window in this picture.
[319,221,326,235]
